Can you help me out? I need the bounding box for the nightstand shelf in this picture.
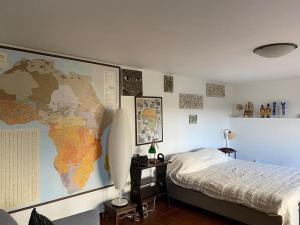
[140,177,166,187]
[219,147,237,158]
[140,184,166,200]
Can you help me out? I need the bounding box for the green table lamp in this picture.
[148,142,156,156]
[148,139,158,163]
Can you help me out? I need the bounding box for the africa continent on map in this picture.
[0,57,107,194]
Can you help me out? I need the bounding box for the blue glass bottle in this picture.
[272,102,276,117]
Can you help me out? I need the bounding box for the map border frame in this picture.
[0,44,121,213]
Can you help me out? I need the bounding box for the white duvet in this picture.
[167,149,300,225]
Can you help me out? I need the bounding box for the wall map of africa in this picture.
[0,46,120,210]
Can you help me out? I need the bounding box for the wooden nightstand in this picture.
[130,159,170,219]
[218,147,237,159]
[104,200,137,225]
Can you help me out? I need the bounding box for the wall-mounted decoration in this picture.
[135,96,163,146]
[121,69,143,96]
[164,75,174,93]
[179,94,203,109]
[0,45,120,211]
[189,115,197,124]
[206,83,225,97]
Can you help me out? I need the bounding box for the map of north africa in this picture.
[0,58,105,193]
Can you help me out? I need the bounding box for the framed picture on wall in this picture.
[135,96,163,146]
[121,69,143,96]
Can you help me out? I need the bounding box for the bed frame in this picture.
[167,180,283,225]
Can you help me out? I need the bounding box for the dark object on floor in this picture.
[0,208,100,225]
[0,209,18,225]
[104,200,137,225]
[28,209,54,225]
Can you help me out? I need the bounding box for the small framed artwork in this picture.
[135,96,163,146]
[206,83,225,97]
[179,93,203,109]
[164,75,174,93]
[121,69,143,96]
[189,115,197,124]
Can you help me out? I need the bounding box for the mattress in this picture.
[167,149,300,225]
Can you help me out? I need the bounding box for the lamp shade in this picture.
[228,131,237,140]
[253,43,297,58]
[148,143,156,154]
[108,108,132,190]
[223,129,237,147]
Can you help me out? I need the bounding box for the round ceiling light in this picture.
[253,43,297,58]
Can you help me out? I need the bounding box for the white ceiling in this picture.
[1,0,300,82]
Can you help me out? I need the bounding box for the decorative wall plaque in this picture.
[179,94,203,109]
[164,75,174,93]
[206,83,225,97]
[135,96,163,145]
[121,69,143,96]
[189,115,197,124]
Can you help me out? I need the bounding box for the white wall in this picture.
[11,186,119,224]
[230,117,300,166]
[11,68,232,224]
[229,78,300,167]
[124,69,232,155]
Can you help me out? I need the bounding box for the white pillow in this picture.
[167,148,231,176]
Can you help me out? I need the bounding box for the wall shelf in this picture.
[230,117,299,119]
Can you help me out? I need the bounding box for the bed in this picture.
[166,148,300,225]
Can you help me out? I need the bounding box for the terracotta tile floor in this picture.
[101,199,245,225]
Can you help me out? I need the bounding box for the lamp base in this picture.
[111,198,128,207]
